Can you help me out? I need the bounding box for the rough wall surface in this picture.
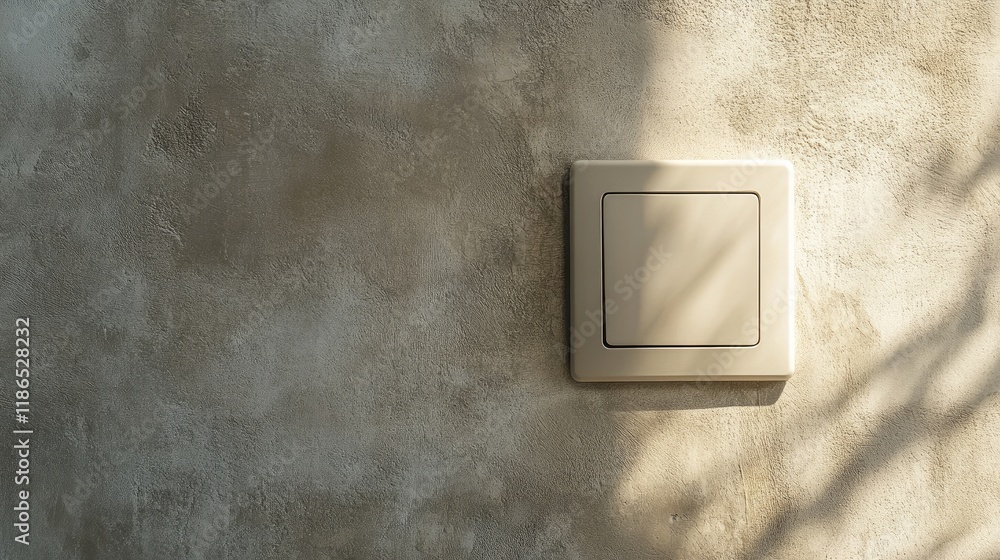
[3,0,1000,558]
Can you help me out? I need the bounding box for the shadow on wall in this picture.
[736,241,1000,559]
[553,1,1000,559]
[606,9,1000,560]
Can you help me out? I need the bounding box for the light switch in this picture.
[570,160,793,382]
[602,193,759,347]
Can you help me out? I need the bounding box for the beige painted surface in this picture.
[3,0,1000,558]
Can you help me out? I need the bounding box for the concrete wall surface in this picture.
[3,0,1000,558]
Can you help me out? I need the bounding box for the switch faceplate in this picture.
[570,160,793,382]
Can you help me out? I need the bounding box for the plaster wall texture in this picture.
[3,0,1000,558]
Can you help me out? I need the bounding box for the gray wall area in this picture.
[3,0,1000,558]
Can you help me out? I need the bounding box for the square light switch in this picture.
[570,160,793,381]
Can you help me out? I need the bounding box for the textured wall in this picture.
[3,0,1000,558]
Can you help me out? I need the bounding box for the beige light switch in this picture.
[602,193,759,347]
[569,160,794,382]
